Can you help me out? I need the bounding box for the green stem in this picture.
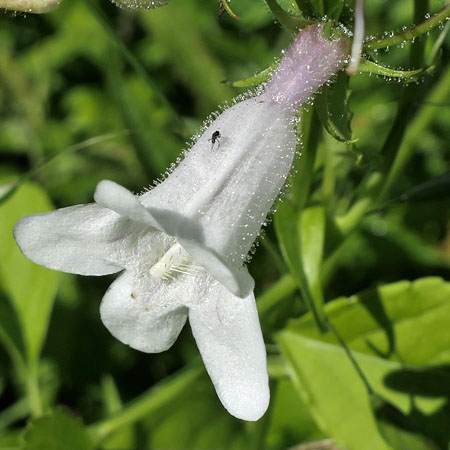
[327,320,374,396]
[294,108,321,210]
[0,398,29,430]
[411,0,429,67]
[378,65,450,202]
[88,365,202,444]
[219,0,240,20]
[26,365,43,418]
[257,274,296,316]
[260,236,288,275]
[365,3,450,51]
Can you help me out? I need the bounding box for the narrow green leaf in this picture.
[222,62,277,88]
[22,409,94,450]
[293,0,316,18]
[315,72,357,144]
[265,0,313,33]
[358,58,434,82]
[299,206,325,306]
[0,178,58,365]
[275,199,327,330]
[323,0,344,20]
[290,107,321,209]
[0,289,26,371]
[386,171,450,206]
[89,365,202,444]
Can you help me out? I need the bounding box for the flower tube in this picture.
[0,0,61,13]
[14,24,348,421]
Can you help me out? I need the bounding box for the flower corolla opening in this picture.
[13,24,348,421]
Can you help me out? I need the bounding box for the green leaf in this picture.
[275,199,327,330]
[89,365,203,445]
[0,288,26,370]
[371,396,440,450]
[358,58,434,82]
[293,0,316,18]
[223,62,277,88]
[323,0,345,20]
[386,171,450,205]
[265,0,313,33]
[277,331,392,450]
[0,179,58,365]
[21,409,94,450]
[265,379,324,449]
[300,206,325,306]
[288,277,450,366]
[315,71,357,144]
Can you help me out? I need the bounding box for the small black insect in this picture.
[208,130,221,148]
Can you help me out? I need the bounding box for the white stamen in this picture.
[150,242,196,281]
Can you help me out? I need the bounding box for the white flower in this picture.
[0,0,60,13]
[14,25,347,421]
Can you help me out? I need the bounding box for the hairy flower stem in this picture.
[365,3,450,51]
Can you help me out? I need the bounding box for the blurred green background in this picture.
[0,0,449,449]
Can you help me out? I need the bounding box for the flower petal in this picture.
[94,180,161,228]
[100,270,189,353]
[14,204,136,275]
[143,99,294,295]
[188,278,269,421]
[266,24,348,108]
[95,180,204,243]
[178,237,254,298]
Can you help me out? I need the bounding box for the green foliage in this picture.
[21,409,94,450]
[0,0,449,448]
[0,178,58,365]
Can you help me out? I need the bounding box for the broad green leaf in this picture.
[315,71,357,144]
[265,379,324,449]
[0,179,58,365]
[22,409,94,450]
[288,277,450,366]
[0,431,21,449]
[275,199,327,329]
[277,331,392,450]
[371,398,439,450]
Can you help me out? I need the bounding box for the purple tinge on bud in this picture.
[265,24,349,109]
